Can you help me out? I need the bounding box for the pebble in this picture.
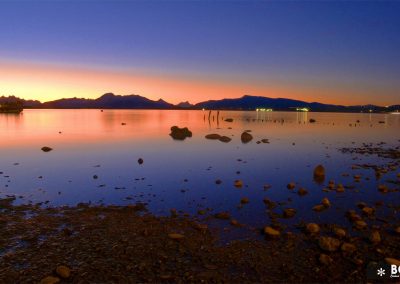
[168,233,185,240]
[306,223,320,234]
[287,182,295,190]
[321,198,330,207]
[240,197,249,204]
[369,230,381,244]
[333,228,346,238]
[319,254,333,265]
[234,180,243,188]
[39,276,60,284]
[312,204,326,212]
[264,226,280,238]
[56,265,71,279]
[283,208,296,218]
[341,242,356,253]
[319,237,341,252]
[298,188,308,196]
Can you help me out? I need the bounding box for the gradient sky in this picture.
[0,1,399,105]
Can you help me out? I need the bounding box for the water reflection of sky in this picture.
[0,110,399,236]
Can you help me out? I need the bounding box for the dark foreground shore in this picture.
[0,198,399,284]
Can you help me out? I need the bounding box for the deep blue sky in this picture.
[0,1,399,104]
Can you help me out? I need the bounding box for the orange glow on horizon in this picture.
[0,60,391,106]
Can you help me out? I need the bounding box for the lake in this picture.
[0,109,399,238]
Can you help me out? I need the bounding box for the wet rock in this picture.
[41,146,53,152]
[261,139,270,143]
[240,197,249,204]
[39,276,60,284]
[309,119,316,123]
[215,212,230,220]
[287,182,295,190]
[241,132,253,143]
[319,254,333,265]
[354,220,367,230]
[234,180,243,188]
[283,208,296,218]
[306,223,320,234]
[205,134,221,140]
[313,165,325,183]
[341,242,356,253]
[263,184,271,190]
[56,265,71,279]
[298,188,308,196]
[137,158,144,165]
[219,136,232,143]
[169,126,192,140]
[378,184,389,193]
[333,228,346,238]
[319,237,341,252]
[263,198,276,209]
[312,204,326,212]
[93,175,98,179]
[362,207,375,216]
[230,219,240,226]
[395,227,400,235]
[369,230,381,244]
[336,184,345,192]
[264,226,280,238]
[385,258,400,266]
[168,233,185,240]
[321,198,331,207]
[215,179,222,185]
[224,118,233,122]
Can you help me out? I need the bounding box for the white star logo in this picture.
[377,268,385,277]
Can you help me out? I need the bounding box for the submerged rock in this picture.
[240,132,253,143]
[169,126,192,140]
[287,182,295,190]
[224,118,233,122]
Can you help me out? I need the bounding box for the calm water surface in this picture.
[1,110,399,237]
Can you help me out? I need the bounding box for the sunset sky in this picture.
[0,2,399,105]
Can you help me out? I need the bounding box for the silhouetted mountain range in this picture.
[1,93,398,113]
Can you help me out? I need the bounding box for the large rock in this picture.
[241,132,253,143]
[169,126,192,140]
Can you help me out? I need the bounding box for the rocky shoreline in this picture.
[0,196,399,283]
